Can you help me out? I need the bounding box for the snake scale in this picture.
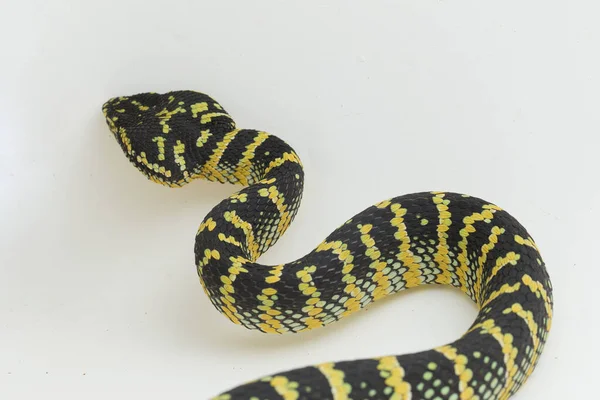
[102,90,553,400]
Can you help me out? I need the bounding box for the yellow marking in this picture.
[266,264,284,284]
[375,198,392,209]
[474,226,505,305]
[201,130,240,183]
[468,319,518,400]
[457,208,497,297]
[263,151,302,175]
[233,131,270,185]
[481,282,521,309]
[258,183,293,247]
[197,217,217,234]
[485,252,521,285]
[435,345,477,400]
[217,255,250,326]
[389,203,423,288]
[227,256,249,279]
[376,356,412,399]
[197,245,246,326]
[257,283,286,333]
[515,235,540,252]
[256,316,283,334]
[433,193,453,285]
[135,150,172,180]
[316,363,351,400]
[103,107,118,132]
[217,232,242,247]
[131,100,149,111]
[223,210,259,260]
[269,376,300,400]
[503,303,542,388]
[296,265,325,330]
[483,204,503,211]
[118,127,133,154]
[196,130,213,147]
[156,106,186,133]
[173,140,187,179]
[190,102,208,117]
[521,274,553,330]
[210,395,231,400]
[229,192,248,203]
[315,240,364,317]
[200,112,231,124]
[152,136,166,160]
[360,224,391,300]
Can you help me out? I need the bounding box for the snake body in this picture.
[102,90,553,400]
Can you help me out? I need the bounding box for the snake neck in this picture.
[193,129,306,328]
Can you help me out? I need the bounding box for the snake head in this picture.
[102,91,236,186]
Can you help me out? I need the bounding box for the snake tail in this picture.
[102,90,553,400]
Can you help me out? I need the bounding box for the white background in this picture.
[1,1,597,398]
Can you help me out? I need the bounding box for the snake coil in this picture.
[103,90,553,400]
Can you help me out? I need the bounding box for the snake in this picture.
[102,90,553,400]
